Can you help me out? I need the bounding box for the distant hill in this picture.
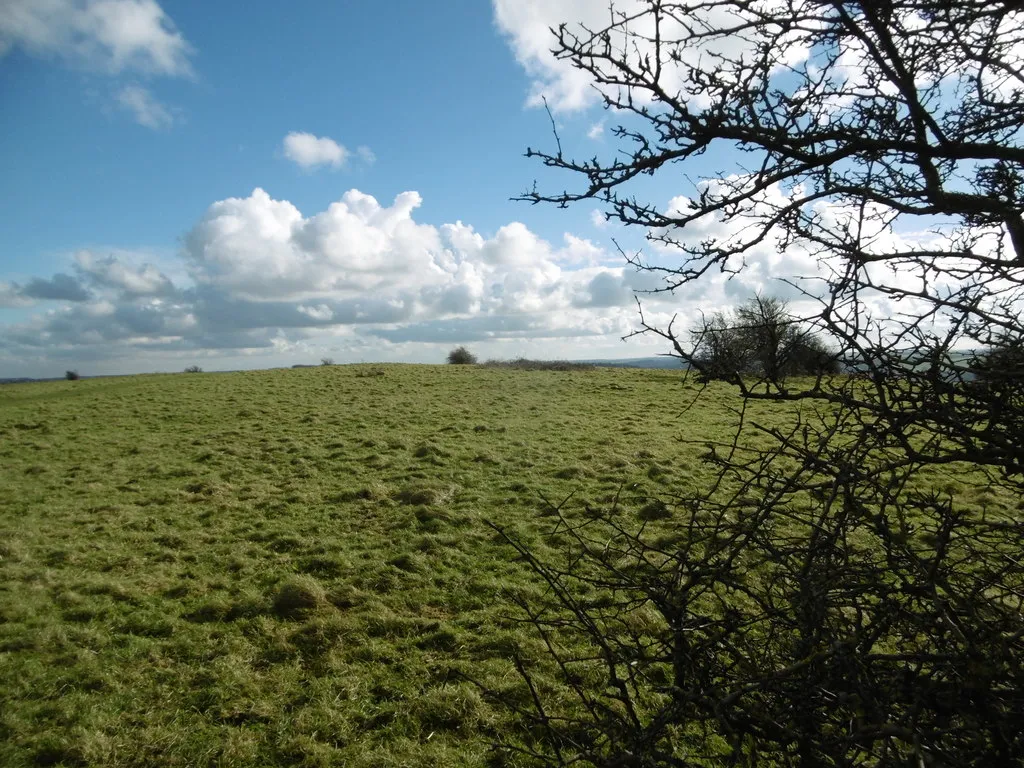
[580,357,687,369]
[3,358,688,384]
[1,375,100,385]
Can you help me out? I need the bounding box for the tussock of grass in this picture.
[413,684,487,732]
[271,576,329,618]
[637,499,672,520]
[393,483,456,506]
[553,464,593,480]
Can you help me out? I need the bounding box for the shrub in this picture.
[321,357,335,366]
[693,296,839,383]
[970,336,1024,387]
[64,370,79,381]
[183,365,203,374]
[446,346,477,365]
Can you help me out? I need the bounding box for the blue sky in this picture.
[0,0,766,378]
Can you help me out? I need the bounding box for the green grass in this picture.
[0,364,1011,766]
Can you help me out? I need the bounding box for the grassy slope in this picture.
[0,365,1005,767]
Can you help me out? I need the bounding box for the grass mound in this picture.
[271,576,329,618]
[393,482,457,506]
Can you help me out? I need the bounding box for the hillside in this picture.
[0,365,733,766]
[0,365,1009,767]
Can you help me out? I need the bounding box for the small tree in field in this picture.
[64,370,79,381]
[446,346,477,365]
[692,296,839,384]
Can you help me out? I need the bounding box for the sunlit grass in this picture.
[0,365,1010,766]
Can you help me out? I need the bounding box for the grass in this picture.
[0,364,1012,767]
[480,358,597,371]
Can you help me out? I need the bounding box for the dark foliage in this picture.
[64,370,79,381]
[446,346,478,365]
[971,336,1024,388]
[183,365,203,374]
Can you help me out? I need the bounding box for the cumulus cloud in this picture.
[183,188,445,299]
[283,132,349,170]
[644,177,986,333]
[11,184,903,377]
[9,181,943,381]
[3,187,663,375]
[575,271,632,308]
[73,250,176,296]
[365,314,592,344]
[0,0,193,75]
[116,84,172,128]
[493,0,603,111]
[21,273,92,302]
[189,288,415,333]
[493,0,810,112]
[0,280,34,308]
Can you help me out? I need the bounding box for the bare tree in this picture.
[692,295,839,384]
[516,0,1024,470]
[484,2,1024,765]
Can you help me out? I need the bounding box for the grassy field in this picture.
[0,365,1008,767]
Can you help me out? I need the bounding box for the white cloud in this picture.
[356,145,376,165]
[646,177,1002,335]
[0,179,821,376]
[116,84,172,128]
[74,250,176,295]
[493,0,810,112]
[561,233,604,265]
[574,270,630,308]
[298,304,335,322]
[2,181,1012,377]
[0,280,33,308]
[183,188,445,299]
[3,187,667,375]
[11,184,919,376]
[283,132,349,170]
[492,0,602,111]
[0,0,193,75]
[587,120,604,140]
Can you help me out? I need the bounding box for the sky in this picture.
[0,0,813,378]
